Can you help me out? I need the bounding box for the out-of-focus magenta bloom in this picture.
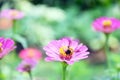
[17,59,37,72]
[92,17,120,34]
[0,9,24,20]
[19,48,42,61]
[0,37,16,59]
[0,18,13,30]
[43,37,89,65]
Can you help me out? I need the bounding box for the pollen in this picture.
[28,50,35,58]
[102,20,112,28]
[0,43,3,53]
[11,11,18,17]
[59,46,67,56]
[59,46,73,60]
[0,43,2,47]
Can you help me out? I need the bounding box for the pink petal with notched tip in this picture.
[45,57,63,62]
[60,38,69,47]
[69,40,78,49]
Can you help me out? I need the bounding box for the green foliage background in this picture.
[0,0,120,80]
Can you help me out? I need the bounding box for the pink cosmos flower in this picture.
[43,37,89,65]
[0,9,24,20]
[17,59,37,72]
[19,48,42,61]
[92,17,120,34]
[0,37,16,59]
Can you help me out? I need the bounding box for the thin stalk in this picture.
[62,62,68,80]
[104,34,110,68]
[12,20,17,36]
[116,65,120,80]
[0,61,4,80]
[28,70,33,80]
[117,71,119,80]
[0,61,2,80]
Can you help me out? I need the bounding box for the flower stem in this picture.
[28,70,33,80]
[0,62,2,80]
[105,34,111,68]
[0,61,4,80]
[13,20,17,34]
[117,71,119,80]
[62,62,68,80]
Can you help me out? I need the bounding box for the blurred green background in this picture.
[0,0,120,80]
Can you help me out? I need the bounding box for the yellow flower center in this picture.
[102,20,112,28]
[28,50,35,58]
[11,11,18,17]
[0,43,3,53]
[59,46,73,60]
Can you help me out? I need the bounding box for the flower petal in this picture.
[69,40,78,49]
[3,38,15,49]
[60,38,69,47]
[71,56,89,62]
[45,52,59,59]
[71,52,89,61]
[45,57,62,62]
[0,37,4,42]
[65,60,74,65]
[74,52,89,58]
[43,40,60,54]
[75,45,88,53]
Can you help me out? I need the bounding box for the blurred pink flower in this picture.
[92,17,120,33]
[0,18,13,30]
[0,9,24,20]
[0,37,16,59]
[43,37,89,65]
[19,48,42,61]
[17,59,37,72]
